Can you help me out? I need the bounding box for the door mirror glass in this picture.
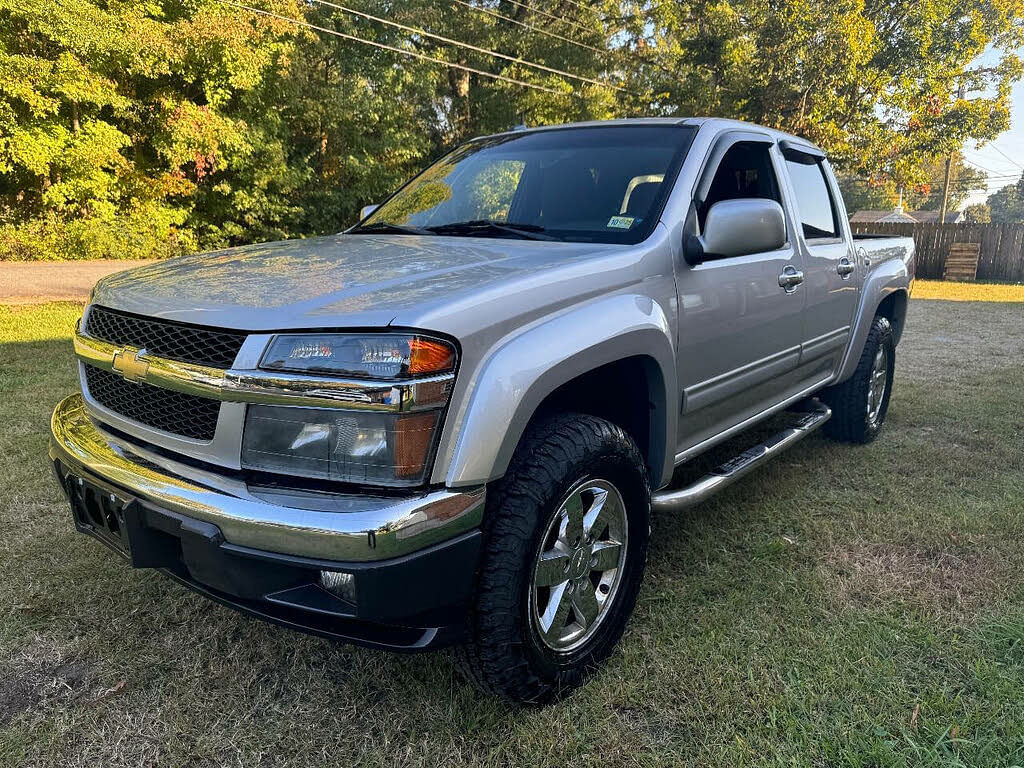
[698,198,786,260]
[360,204,379,220]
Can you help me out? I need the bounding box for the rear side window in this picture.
[785,159,839,240]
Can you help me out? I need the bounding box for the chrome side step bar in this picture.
[651,401,832,512]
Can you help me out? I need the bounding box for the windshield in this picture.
[353,124,696,244]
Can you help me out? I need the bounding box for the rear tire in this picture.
[458,413,650,704]
[821,315,895,444]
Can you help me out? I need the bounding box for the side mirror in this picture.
[686,199,787,263]
[360,204,379,220]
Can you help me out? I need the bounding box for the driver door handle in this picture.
[778,265,804,292]
[837,257,855,278]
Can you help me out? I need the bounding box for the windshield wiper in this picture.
[426,220,555,241]
[351,221,434,236]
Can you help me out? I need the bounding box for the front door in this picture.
[674,137,807,461]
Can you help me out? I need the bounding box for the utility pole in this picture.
[940,82,967,224]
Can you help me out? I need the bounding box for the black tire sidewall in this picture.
[821,314,897,444]
[861,317,895,441]
[467,414,651,702]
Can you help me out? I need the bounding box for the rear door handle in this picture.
[778,265,804,292]
[837,257,855,278]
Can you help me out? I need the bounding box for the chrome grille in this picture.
[85,366,220,440]
[85,306,246,368]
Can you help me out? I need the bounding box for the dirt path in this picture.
[0,260,157,304]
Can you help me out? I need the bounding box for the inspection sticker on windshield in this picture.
[606,215,635,229]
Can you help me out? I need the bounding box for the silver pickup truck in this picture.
[50,118,914,703]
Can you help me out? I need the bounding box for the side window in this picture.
[785,158,840,240]
[700,142,781,228]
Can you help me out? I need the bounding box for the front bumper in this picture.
[49,394,485,650]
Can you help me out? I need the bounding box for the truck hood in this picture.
[90,233,620,332]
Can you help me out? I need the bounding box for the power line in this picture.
[219,0,568,95]
[307,0,629,92]
[844,173,1020,185]
[842,175,1019,193]
[501,0,597,37]
[989,143,1024,171]
[450,0,606,55]
[550,0,598,12]
[964,157,999,175]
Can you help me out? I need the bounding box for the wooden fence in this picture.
[849,221,1024,282]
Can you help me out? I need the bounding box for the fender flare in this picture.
[836,256,910,383]
[442,293,677,489]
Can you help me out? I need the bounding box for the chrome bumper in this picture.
[49,394,484,562]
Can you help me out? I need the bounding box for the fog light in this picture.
[319,570,356,604]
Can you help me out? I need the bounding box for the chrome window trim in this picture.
[74,330,454,412]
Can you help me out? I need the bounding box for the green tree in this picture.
[987,174,1024,223]
[1,0,1022,260]
[901,156,987,212]
[0,0,305,258]
[619,0,1024,191]
[964,202,991,223]
[836,175,894,212]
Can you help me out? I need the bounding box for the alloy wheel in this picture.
[528,478,628,652]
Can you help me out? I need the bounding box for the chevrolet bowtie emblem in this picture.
[112,348,150,383]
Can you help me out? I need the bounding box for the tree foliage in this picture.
[964,202,991,223]
[836,155,987,213]
[1,0,1021,259]
[986,173,1024,222]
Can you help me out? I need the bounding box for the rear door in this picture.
[673,131,807,460]
[779,144,861,378]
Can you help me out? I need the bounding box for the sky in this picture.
[961,50,1024,208]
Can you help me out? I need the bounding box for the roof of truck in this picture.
[479,117,825,155]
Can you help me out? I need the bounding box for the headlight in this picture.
[261,333,455,379]
[242,333,457,487]
[242,406,440,486]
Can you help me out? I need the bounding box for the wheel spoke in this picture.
[572,583,600,629]
[562,492,585,545]
[538,582,573,640]
[534,550,570,587]
[582,488,611,538]
[590,540,622,572]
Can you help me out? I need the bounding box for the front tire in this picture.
[459,413,650,704]
[821,315,895,444]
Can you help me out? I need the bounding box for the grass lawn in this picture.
[913,279,1024,303]
[1,295,1023,767]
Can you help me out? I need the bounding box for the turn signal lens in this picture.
[409,338,456,376]
[394,411,439,477]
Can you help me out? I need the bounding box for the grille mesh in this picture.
[85,366,220,440]
[85,306,246,368]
